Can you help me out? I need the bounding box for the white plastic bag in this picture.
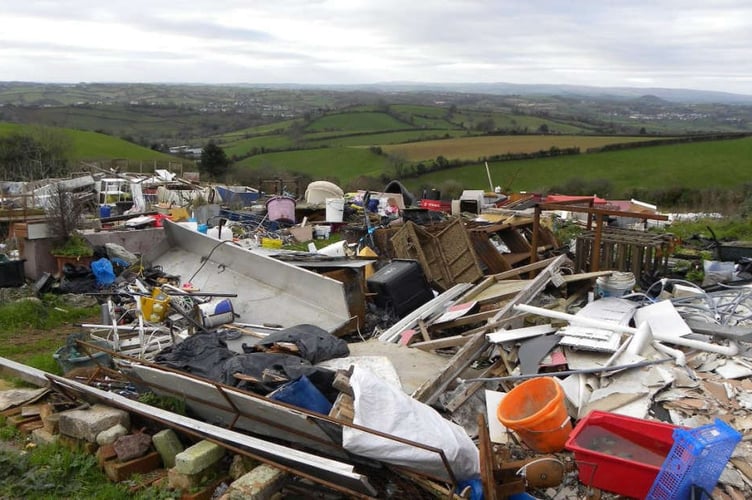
[342,366,480,481]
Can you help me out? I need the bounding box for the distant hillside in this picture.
[0,122,183,164]
[333,82,752,105]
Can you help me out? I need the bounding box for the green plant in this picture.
[138,391,187,415]
[51,232,93,257]
[0,442,174,499]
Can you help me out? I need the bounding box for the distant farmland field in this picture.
[404,136,752,196]
[380,135,665,161]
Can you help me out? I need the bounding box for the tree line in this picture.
[0,127,73,181]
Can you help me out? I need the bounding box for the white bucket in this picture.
[313,224,331,239]
[197,299,235,329]
[595,272,636,298]
[325,198,345,222]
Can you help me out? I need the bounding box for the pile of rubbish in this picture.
[4,174,752,498]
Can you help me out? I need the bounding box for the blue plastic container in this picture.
[99,204,112,218]
[647,418,741,499]
[268,375,332,414]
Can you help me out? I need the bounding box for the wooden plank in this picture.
[489,256,558,281]
[412,255,571,406]
[427,308,501,333]
[477,413,498,500]
[411,335,472,351]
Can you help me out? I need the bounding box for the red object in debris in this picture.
[152,213,172,227]
[419,199,451,212]
[565,410,681,499]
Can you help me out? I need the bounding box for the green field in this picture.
[403,136,752,195]
[305,111,411,132]
[380,135,663,161]
[0,122,182,164]
[235,147,391,184]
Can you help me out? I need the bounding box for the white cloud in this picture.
[0,0,750,94]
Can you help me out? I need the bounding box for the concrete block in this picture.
[96,423,129,445]
[167,461,221,491]
[228,464,289,500]
[42,413,60,434]
[174,440,225,475]
[58,404,130,443]
[152,429,184,469]
[31,428,59,446]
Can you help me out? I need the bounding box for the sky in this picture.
[1,1,751,95]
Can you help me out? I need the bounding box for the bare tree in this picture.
[45,182,85,246]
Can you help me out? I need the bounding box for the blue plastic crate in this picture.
[647,418,741,500]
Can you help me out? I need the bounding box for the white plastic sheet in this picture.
[342,366,480,481]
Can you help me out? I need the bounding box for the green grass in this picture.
[663,217,752,242]
[305,111,411,132]
[0,295,99,367]
[0,122,182,163]
[221,134,294,157]
[0,441,176,499]
[404,136,752,195]
[211,119,298,142]
[236,147,392,184]
[306,129,469,147]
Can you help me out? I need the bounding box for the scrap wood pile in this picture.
[380,251,752,499]
[9,187,752,498]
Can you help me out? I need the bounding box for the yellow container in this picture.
[261,238,283,249]
[141,287,169,322]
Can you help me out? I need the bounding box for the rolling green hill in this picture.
[0,122,182,164]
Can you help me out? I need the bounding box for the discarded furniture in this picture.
[391,219,483,291]
[532,202,670,273]
[468,216,559,274]
[574,227,674,277]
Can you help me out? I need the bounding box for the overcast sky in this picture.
[2,1,751,95]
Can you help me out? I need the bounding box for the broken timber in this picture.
[411,254,572,407]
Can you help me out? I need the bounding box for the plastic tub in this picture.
[325,197,345,222]
[268,375,332,414]
[595,272,636,298]
[54,339,113,374]
[265,196,296,223]
[565,410,679,499]
[497,377,572,453]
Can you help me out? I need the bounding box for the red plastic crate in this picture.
[565,411,681,499]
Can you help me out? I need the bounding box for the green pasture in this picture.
[67,129,178,161]
[235,147,390,184]
[452,110,591,134]
[403,136,752,195]
[381,135,654,162]
[213,119,298,142]
[222,134,294,157]
[391,104,450,118]
[0,122,179,162]
[307,129,470,148]
[305,111,411,132]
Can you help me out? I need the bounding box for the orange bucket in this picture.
[497,377,572,453]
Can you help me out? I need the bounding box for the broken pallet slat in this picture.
[412,254,571,406]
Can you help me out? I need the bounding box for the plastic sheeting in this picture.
[342,366,480,482]
[244,324,349,364]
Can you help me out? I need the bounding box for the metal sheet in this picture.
[131,364,345,457]
[145,220,350,332]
